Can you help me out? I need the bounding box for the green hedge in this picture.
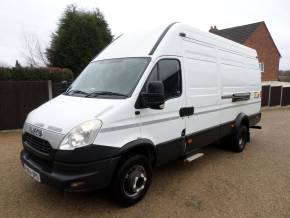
[0,67,73,82]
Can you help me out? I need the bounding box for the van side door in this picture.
[182,50,221,153]
[138,58,186,165]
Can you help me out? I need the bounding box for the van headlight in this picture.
[59,120,102,150]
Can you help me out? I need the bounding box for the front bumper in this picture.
[20,149,120,192]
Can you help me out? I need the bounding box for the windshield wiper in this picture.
[86,91,128,98]
[65,89,88,96]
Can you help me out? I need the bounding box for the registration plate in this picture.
[24,164,41,183]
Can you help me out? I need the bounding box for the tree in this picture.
[15,60,22,68]
[280,70,290,76]
[0,60,8,67]
[22,33,48,67]
[46,5,113,77]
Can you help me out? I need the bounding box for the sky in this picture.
[0,0,289,69]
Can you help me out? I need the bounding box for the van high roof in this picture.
[94,23,257,61]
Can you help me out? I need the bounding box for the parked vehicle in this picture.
[20,23,261,206]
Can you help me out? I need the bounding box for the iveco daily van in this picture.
[20,23,261,206]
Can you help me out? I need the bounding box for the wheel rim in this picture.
[239,130,246,149]
[123,165,147,197]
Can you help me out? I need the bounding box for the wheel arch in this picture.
[235,112,249,130]
[119,139,157,167]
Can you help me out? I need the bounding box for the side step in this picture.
[184,153,204,163]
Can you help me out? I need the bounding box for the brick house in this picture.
[209,22,281,81]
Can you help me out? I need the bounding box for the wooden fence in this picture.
[0,81,66,130]
[0,81,290,130]
[261,85,290,107]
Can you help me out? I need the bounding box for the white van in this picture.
[20,23,261,206]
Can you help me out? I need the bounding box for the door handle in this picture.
[179,107,194,117]
[222,93,250,102]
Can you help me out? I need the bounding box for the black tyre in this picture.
[111,155,152,207]
[231,125,248,152]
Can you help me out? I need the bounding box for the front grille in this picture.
[23,133,52,154]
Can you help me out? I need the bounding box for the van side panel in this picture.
[247,59,261,93]
[219,49,248,95]
[219,48,261,125]
[181,36,221,151]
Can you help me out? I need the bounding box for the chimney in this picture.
[209,25,218,32]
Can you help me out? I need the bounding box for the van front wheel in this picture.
[111,155,152,206]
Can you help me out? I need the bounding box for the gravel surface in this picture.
[1,108,290,217]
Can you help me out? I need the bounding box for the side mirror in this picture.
[141,81,165,109]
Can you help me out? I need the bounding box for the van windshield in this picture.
[67,57,150,98]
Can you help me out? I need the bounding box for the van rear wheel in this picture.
[111,154,152,207]
[231,125,248,152]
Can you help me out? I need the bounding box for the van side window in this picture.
[147,65,158,81]
[145,59,181,100]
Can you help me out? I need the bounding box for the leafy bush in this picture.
[11,68,50,81]
[0,68,12,80]
[279,76,290,82]
[279,70,290,76]
[48,67,74,82]
[0,67,73,82]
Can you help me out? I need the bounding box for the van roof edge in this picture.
[148,22,178,56]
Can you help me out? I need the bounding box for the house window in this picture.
[259,62,265,73]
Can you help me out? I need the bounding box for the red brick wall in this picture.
[244,23,280,81]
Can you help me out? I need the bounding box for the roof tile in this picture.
[210,22,263,43]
